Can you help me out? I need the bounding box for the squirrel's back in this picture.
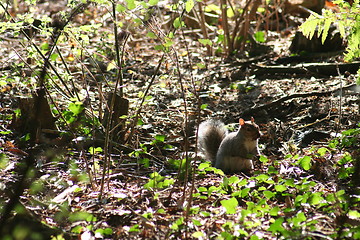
[198,120,228,164]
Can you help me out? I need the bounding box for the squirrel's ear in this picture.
[239,118,245,126]
[251,117,255,123]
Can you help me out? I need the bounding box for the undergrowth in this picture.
[0,0,359,239]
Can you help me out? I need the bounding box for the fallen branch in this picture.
[254,61,360,76]
[243,83,357,115]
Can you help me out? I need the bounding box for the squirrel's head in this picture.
[239,117,261,140]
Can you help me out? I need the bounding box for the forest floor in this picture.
[0,1,359,239]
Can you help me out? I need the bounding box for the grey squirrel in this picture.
[198,117,261,173]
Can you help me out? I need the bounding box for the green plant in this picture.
[143,172,174,190]
[300,0,360,83]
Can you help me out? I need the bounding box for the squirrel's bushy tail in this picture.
[198,120,228,165]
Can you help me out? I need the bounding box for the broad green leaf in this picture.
[299,156,311,171]
[292,212,306,227]
[164,39,174,47]
[125,0,136,10]
[241,188,250,198]
[263,190,275,199]
[259,155,268,163]
[220,197,238,214]
[198,162,211,170]
[185,0,194,13]
[69,212,94,222]
[129,224,140,232]
[149,0,158,6]
[317,147,328,157]
[309,192,324,205]
[349,210,360,218]
[0,153,9,169]
[88,147,103,155]
[147,31,157,39]
[155,135,165,142]
[50,53,59,61]
[116,4,126,12]
[255,174,269,182]
[68,102,84,115]
[227,8,234,18]
[204,4,221,14]
[173,17,185,29]
[270,206,280,216]
[198,38,212,46]
[254,31,265,43]
[275,184,287,192]
[192,231,204,238]
[268,217,285,233]
[200,103,208,110]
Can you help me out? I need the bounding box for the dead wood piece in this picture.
[254,61,360,76]
[243,83,357,115]
[103,93,129,143]
[275,51,345,64]
[290,28,344,54]
[12,88,57,141]
[285,0,325,15]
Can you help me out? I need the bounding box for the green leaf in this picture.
[349,210,360,218]
[200,104,208,110]
[147,31,157,39]
[205,4,221,14]
[164,39,174,47]
[154,44,165,51]
[263,190,275,199]
[0,153,9,169]
[69,212,94,222]
[274,184,287,192]
[173,17,184,29]
[259,155,268,163]
[268,217,285,233]
[88,147,103,155]
[338,21,346,38]
[68,102,84,115]
[197,63,206,69]
[198,38,212,46]
[292,212,306,227]
[50,53,59,61]
[129,224,140,232]
[299,156,311,171]
[255,174,269,181]
[220,197,238,214]
[198,162,211,170]
[317,147,328,157]
[309,192,324,205]
[227,8,234,18]
[192,231,204,238]
[40,42,49,51]
[254,31,265,43]
[149,0,158,6]
[185,0,194,13]
[125,0,136,10]
[71,225,83,234]
[155,135,165,142]
[322,18,332,44]
[300,14,321,40]
[270,206,280,216]
[116,4,126,12]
